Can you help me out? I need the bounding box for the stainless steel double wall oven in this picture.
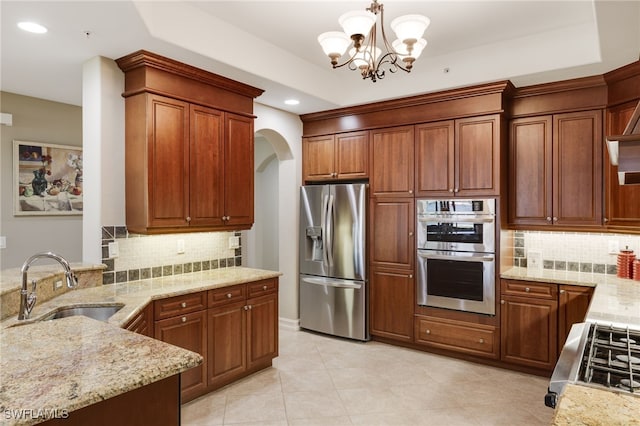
[416,199,497,316]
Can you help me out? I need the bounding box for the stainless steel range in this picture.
[545,322,640,408]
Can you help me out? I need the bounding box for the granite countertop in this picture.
[1,267,282,329]
[501,267,640,330]
[0,316,202,426]
[552,384,640,426]
[0,266,281,425]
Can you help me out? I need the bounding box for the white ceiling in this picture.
[2,1,640,115]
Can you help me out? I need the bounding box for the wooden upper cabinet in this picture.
[455,115,501,196]
[302,131,369,182]
[553,110,603,227]
[605,101,640,228]
[508,110,603,228]
[415,121,455,197]
[370,126,414,197]
[415,116,501,197]
[509,116,553,226]
[116,50,263,234]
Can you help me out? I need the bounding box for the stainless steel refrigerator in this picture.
[299,183,368,341]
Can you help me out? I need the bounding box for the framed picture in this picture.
[13,140,83,216]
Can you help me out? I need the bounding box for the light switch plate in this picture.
[177,239,185,254]
[229,236,240,249]
[108,241,119,258]
[527,249,543,275]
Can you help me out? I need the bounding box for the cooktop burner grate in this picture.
[581,323,640,393]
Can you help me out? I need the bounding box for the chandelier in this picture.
[317,0,430,82]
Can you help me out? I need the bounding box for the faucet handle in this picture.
[26,280,37,315]
[66,272,78,288]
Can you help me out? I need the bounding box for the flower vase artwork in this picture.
[31,168,48,196]
[67,153,83,195]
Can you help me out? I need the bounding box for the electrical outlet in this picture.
[229,236,240,249]
[177,239,185,254]
[108,241,119,258]
[527,249,543,275]
[608,240,620,254]
[54,280,63,290]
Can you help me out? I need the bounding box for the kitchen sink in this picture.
[40,304,124,322]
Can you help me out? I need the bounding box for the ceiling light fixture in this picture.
[17,21,48,34]
[317,0,429,82]
[284,99,300,106]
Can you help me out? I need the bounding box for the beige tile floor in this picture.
[182,328,555,425]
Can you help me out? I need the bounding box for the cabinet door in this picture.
[370,198,414,270]
[336,131,369,179]
[246,293,279,369]
[189,104,225,227]
[370,126,414,197]
[500,295,558,371]
[455,115,501,196]
[224,113,254,227]
[415,121,455,196]
[303,135,335,181]
[553,110,603,227]
[558,285,593,348]
[508,116,553,226]
[605,101,640,228]
[370,268,414,342]
[146,94,190,228]
[155,310,208,402]
[123,303,153,337]
[208,301,247,387]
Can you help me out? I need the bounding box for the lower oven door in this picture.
[417,250,495,315]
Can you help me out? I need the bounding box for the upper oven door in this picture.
[417,199,496,252]
[417,249,496,315]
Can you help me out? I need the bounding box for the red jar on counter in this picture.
[617,248,635,279]
[634,259,640,281]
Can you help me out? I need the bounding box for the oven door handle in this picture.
[417,216,494,223]
[417,252,495,262]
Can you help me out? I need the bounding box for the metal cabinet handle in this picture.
[479,338,485,344]
[408,190,413,194]
[248,305,252,310]
[559,289,565,294]
[227,293,232,299]
[409,231,414,237]
[425,329,431,334]
[181,316,187,323]
[244,305,248,311]
[604,218,609,223]
[546,217,552,222]
[525,287,530,292]
[449,189,454,193]
[454,188,459,193]
[501,300,505,305]
[408,274,413,279]
[262,285,268,290]
[181,302,187,308]
[186,216,191,222]
[553,217,558,222]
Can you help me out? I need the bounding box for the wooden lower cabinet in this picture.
[500,280,558,371]
[558,284,594,348]
[370,268,414,342]
[155,310,208,402]
[123,303,153,337]
[208,279,279,389]
[152,278,279,402]
[415,315,499,359]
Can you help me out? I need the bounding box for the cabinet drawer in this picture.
[415,316,498,359]
[247,279,278,299]
[501,279,556,299]
[155,291,207,320]
[208,285,246,308]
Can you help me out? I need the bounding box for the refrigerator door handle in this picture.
[321,193,330,268]
[301,276,363,290]
[325,193,335,267]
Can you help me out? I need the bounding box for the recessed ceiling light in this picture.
[18,22,48,34]
[284,99,300,106]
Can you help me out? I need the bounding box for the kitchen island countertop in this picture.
[552,384,640,425]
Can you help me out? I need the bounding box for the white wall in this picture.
[252,103,303,322]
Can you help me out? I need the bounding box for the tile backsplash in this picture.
[101,226,241,285]
[513,231,640,275]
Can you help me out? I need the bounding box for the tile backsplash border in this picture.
[511,230,640,275]
[101,226,242,285]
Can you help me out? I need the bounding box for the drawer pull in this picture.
[248,305,252,310]
[227,293,232,299]
[525,287,530,292]
[181,316,187,323]
[479,338,485,344]
[181,302,187,308]
[263,285,268,291]
[501,300,505,305]
[559,289,565,294]
[425,329,431,334]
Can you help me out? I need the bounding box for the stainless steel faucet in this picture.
[18,252,78,320]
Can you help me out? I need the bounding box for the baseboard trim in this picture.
[279,317,300,331]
